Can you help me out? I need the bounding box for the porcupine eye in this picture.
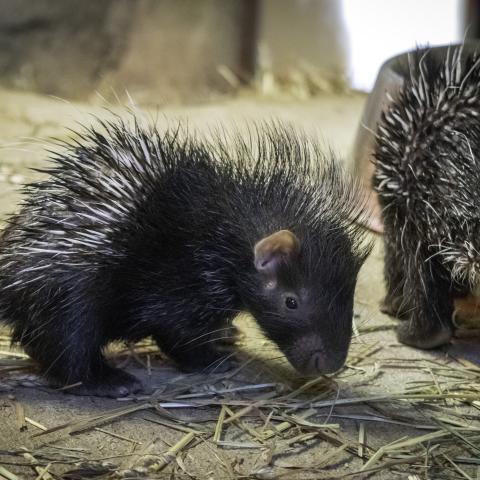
[285,297,298,309]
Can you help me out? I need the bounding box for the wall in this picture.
[0,0,256,103]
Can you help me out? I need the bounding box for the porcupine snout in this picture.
[285,334,348,375]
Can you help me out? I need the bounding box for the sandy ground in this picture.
[0,88,479,480]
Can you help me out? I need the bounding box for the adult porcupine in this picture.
[374,45,480,349]
[0,119,370,396]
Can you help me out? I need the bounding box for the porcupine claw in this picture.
[397,321,453,350]
[65,369,143,398]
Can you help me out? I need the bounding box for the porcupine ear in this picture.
[254,230,300,276]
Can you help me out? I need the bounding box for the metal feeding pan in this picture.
[351,41,480,234]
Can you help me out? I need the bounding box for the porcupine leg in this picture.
[152,313,238,374]
[381,236,408,318]
[17,300,142,397]
[396,258,454,349]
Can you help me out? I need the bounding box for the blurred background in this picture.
[0,0,472,104]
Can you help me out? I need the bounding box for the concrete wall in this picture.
[257,0,348,91]
[0,0,132,98]
[0,0,349,102]
[0,0,257,103]
[98,0,257,104]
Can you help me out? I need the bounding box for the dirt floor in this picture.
[0,88,479,480]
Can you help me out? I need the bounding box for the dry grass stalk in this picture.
[149,431,196,472]
[0,466,22,480]
[13,402,26,432]
[21,452,53,480]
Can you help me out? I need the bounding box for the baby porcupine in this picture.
[0,119,370,396]
[374,45,480,349]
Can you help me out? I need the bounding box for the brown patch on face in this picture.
[254,230,299,276]
[454,294,480,325]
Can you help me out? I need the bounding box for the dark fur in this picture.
[0,119,369,396]
[374,46,480,348]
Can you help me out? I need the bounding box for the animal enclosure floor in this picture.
[0,88,479,480]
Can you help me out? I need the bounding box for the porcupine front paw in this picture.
[397,321,453,349]
[176,346,238,374]
[65,368,143,398]
[153,328,239,375]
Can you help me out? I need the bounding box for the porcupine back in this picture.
[0,120,367,351]
[374,46,480,288]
